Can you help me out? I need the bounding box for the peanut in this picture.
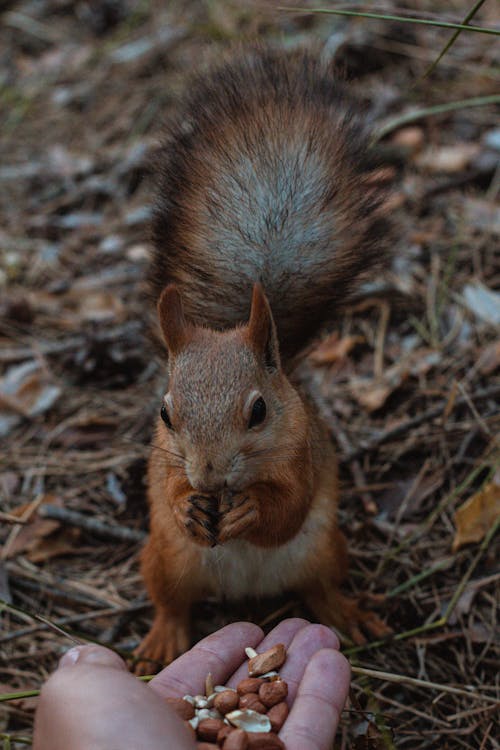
[197,718,225,742]
[223,728,249,749]
[239,693,266,714]
[214,689,240,715]
[237,678,264,695]
[247,645,286,677]
[266,702,288,732]
[258,680,288,708]
[246,732,285,749]
[217,725,234,744]
[165,696,195,720]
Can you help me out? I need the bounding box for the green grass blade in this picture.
[279,6,500,36]
[423,0,489,78]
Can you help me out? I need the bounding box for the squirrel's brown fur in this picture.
[149,47,391,364]
[136,48,392,673]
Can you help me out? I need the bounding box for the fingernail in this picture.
[58,644,127,670]
[58,646,83,668]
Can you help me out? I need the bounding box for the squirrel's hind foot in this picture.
[132,610,190,676]
[304,585,392,646]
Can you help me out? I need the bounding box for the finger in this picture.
[149,621,263,698]
[58,644,126,671]
[36,647,194,750]
[227,618,310,688]
[278,623,340,703]
[280,648,350,750]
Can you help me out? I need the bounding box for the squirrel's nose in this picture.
[188,461,225,493]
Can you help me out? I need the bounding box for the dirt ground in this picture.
[0,1,499,747]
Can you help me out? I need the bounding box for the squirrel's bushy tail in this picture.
[150,47,394,366]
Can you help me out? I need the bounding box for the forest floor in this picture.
[0,1,499,748]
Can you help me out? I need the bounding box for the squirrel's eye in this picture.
[160,404,173,430]
[248,397,266,429]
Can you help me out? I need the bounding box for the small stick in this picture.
[37,504,146,543]
[0,512,28,525]
[343,384,500,462]
[0,599,82,645]
[351,665,499,705]
[2,495,45,560]
[309,369,377,514]
[0,601,149,645]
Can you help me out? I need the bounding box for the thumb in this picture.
[58,644,126,671]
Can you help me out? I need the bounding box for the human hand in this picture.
[34,618,350,750]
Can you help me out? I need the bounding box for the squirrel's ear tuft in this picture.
[157,284,191,355]
[247,283,280,372]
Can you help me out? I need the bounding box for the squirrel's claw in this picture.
[217,493,259,544]
[173,493,220,547]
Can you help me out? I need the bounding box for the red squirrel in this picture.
[136,48,392,671]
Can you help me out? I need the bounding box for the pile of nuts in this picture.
[166,643,289,749]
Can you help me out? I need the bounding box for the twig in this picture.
[9,570,118,608]
[0,512,28,525]
[37,505,147,543]
[443,517,500,623]
[352,666,499,705]
[374,301,390,380]
[0,599,82,645]
[309,370,377,513]
[0,321,143,363]
[346,513,500,657]
[1,495,45,561]
[0,601,149,645]
[342,384,500,462]
[456,381,496,441]
[374,95,500,142]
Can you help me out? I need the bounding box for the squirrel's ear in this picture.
[157,284,192,355]
[247,283,280,371]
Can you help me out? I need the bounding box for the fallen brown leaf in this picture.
[416,143,480,173]
[4,495,62,559]
[27,527,82,563]
[452,474,500,552]
[310,332,364,365]
[478,340,500,375]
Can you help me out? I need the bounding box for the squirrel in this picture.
[136,47,393,672]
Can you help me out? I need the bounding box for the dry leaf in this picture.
[68,290,126,323]
[462,282,500,326]
[4,495,62,559]
[0,361,61,437]
[27,527,82,563]
[350,363,406,412]
[416,143,480,173]
[391,126,424,153]
[463,198,500,236]
[350,381,393,412]
[452,475,500,552]
[310,332,363,365]
[478,340,500,375]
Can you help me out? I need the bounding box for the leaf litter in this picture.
[0,1,499,748]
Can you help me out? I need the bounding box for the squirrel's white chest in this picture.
[199,495,329,599]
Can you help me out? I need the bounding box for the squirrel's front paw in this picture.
[174,493,220,547]
[217,491,259,543]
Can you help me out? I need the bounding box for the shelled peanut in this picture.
[165,644,289,749]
